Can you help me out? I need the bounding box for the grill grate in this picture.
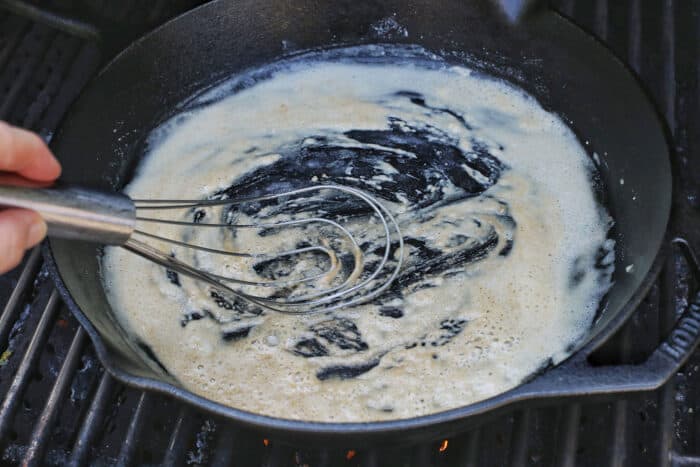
[0,0,699,465]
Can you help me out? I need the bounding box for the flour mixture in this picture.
[102,46,615,422]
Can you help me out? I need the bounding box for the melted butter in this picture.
[102,48,614,422]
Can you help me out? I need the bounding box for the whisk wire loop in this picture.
[131,185,403,314]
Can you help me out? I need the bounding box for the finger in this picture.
[0,121,61,181]
[0,209,46,275]
[0,173,53,187]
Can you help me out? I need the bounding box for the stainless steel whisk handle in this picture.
[0,185,136,245]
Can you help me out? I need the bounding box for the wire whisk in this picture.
[0,184,403,314]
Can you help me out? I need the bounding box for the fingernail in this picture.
[45,154,62,177]
[27,218,47,248]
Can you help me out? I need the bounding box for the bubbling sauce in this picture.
[102,46,614,422]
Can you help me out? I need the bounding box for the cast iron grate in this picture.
[0,0,699,465]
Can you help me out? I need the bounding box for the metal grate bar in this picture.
[413,443,432,466]
[611,400,629,466]
[262,444,288,467]
[209,424,236,467]
[0,247,41,348]
[0,289,59,442]
[558,0,575,17]
[611,327,633,466]
[68,372,115,467]
[662,0,676,133]
[21,326,87,466]
[659,385,675,467]
[363,449,379,467]
[627,0,642,73]
[116,391,152,467]
[594,0,608,40]
[316,448,331,467]
[0,0,100,40]
[697,6,700,104]
[509,409,531,467]
[457,428,481,467]
[557,403,581,467]
[20,33,81,130]
[657,253,680,467]
[162,407,194,466]
[36,41,99,137]
[0,23,56,120]
[0,289,60,443]
[363,446,385,466]
[671,454,700,467]
[0,15,28,71]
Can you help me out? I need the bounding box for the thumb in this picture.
[0,209,46,274]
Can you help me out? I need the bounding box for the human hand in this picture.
[0,122,61,274]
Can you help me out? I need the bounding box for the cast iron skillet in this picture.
[43,0,700,446]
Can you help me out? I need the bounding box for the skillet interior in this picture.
[45,0,670,442]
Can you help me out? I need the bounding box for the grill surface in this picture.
[0,1,699,465]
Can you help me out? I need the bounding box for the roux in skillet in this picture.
[102,46,614,422]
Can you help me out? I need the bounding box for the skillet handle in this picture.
[0,184,136,245]
[515,238,700,398]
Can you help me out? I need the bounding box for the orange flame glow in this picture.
[346,450,356,460]
[439,439,449,452]
[263,438,270,447]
